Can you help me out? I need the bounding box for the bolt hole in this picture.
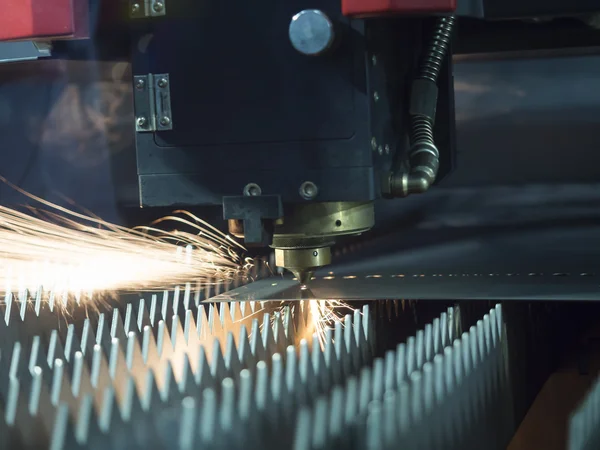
[313,251,318,257]
[335,220,342,227]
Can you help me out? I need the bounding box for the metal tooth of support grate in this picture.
[293,304,513,450]
[166,307,460,448]
[143,312,375,450]
[291,305,461,450]
[0,281,265,362]
[370,300,463,352]
[0,289,268,373]
[568,373,600,450]
[0,297,268,449]
[0,293,374,449]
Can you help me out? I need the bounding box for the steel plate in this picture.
[212,272,600,301]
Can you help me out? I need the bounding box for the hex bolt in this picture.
[243,183,262,197]
[135,79,145,90]
[299,181,318,200]
[136,116,147,128]
[159,116,171,127]
[158,77,168,88]
[153,1,164,12]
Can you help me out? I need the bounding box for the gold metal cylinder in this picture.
[227,201,375,283]
[274,246,331,270]
[273,201,374,240]
[272,201,374,282]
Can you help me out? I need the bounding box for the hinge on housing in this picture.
[133,74,173,133]
[130,0,166,18]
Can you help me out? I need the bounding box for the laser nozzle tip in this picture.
[292,270,314,288]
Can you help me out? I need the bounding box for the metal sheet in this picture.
[210,278,300,302]
[213,272,600,301]
[215,226,600,302]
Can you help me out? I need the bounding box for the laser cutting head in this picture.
[271,202,374,283]
[132,8,455,286]
[228,201,374,284]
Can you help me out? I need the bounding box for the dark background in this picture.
[1,3,600,274]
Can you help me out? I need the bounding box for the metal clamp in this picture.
[130,0,166,18]
[133,74,173,133]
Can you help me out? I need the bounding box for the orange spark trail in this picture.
[0,177,245,296]
[307,299,352,348]
[278,299,352,349]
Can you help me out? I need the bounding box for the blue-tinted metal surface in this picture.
[448,49,600,187]
[133,0,376,206]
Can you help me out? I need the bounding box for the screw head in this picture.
[371,137,377,151]
[243,183,262,197]
[299,181,318,200]
[153,1,164,12]
[289,9,335,56]
[135,79,145,90]
[158,77,168,88]
[373,91,379,102]
[378,145,383,155]
[131,3,140,13]
[371,55,377,65]
[136,116,147,127]
[385,144,390,154]
[159,116,171,127]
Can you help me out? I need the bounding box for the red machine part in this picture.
[342,0,456,17]
[1,0,89,42]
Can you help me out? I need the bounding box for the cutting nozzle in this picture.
[274,246,331,286]
[268,201,375,286]
[292,269,314,287]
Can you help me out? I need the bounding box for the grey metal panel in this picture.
[0,42,51,64]
[446,49,600,187]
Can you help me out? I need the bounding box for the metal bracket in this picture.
[130,0,166,18]
[133,74,173,133]
[223,195,283,245]
[0,41,51,64]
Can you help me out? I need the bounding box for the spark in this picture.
[276,299,352,349]
[307,299,352,349]
[0,177,245,297]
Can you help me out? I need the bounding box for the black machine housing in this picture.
[131,0,600,248]
[131,1,455,236]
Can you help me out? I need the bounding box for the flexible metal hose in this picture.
[410,115,435,147]
[389,17,455,197]
[410,16,455,148]
[419,16,455,84]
